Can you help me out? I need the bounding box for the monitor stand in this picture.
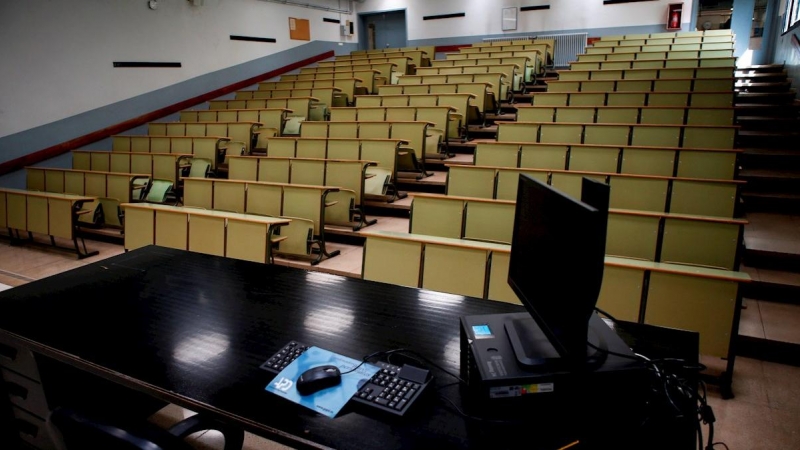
[504,314,608,371]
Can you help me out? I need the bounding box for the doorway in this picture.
[359,10,407,50]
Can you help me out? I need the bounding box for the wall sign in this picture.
[502,7,518,31]
[289,17,310,41]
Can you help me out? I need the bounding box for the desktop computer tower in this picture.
[459,312,650,448]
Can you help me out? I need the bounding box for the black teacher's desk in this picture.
[0,246,675,450]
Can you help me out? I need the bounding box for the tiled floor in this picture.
[2,223,800,449]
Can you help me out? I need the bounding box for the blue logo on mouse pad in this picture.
[265,346,380,418]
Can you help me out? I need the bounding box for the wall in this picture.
[355,0,695,45]
[773,28,800,94]
[0,0,356,147]
[731,0,757,58]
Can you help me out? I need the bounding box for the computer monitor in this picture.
[506,175,609,367]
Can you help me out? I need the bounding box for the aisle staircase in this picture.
[734,64,800,366]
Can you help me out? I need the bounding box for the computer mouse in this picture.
[296,365,342,395]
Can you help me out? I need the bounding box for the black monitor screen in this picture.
[507,175,608,360]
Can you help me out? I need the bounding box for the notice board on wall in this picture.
[289,17,310,41]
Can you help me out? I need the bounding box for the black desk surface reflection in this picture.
[0,246,639,450]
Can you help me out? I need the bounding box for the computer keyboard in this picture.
[260,341,432,416]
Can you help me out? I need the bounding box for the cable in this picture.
[594,306,622,325]
[341,347,467,386]
[606,339,726,450]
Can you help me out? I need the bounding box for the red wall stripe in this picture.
[0,51,334,177]
[434,44,473,53]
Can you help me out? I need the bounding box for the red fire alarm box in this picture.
[667,3,683,31]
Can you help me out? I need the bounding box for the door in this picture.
[359,10,407,50]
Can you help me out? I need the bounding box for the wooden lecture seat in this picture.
[416,64,523,92]
[360,230,749,359]
[72,151,193,187]
[354,93,475,139]
[377,82,494,124]
[473,142,739,180]
[556,66,734,81]
[569,57,737,71]
[445,165,743,218]
[258,79,361,107]
[282,69,383,95]
[495,122,737,150]
[299,120,436,180]
[120,203,289,264]
[329,106,461,148]
[528,91,735,108]
[0,188,99,258]
[233,90,335,121]
[300,62,398,87]
[110,135,241,172]
[515,105,735,126]
[227,156,377,230]
[181,178,340,264]
[408,193,745,271]
[254,137,408,202]
[207,98,321,129]
[179,108,289,144]
[544,77,735,93]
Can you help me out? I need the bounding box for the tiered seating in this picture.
[471,38,555,65]
[446,165,741,218]
[0,188,100,258]
[180,178,338,264]
[473,142,739,180]
[360,30,750,370]
[377,82,495,124]
[144,122,260,163]
[252,137,407,202]
[73,150,202,193]
[337,49,431,70]
[354,93,475,141]
[300,62,398,88]
[445,44,546,84]
[283,70,380,95]
[558,66,735,81]
[515,105,734,127]
[320,56,414,77]
[258,79,360,107]
[329,106,460,151]
[234,89,339,121]
[121,203,289,264]
[109,135,240,173]
[226,156,376,230]
[299,121,435,179]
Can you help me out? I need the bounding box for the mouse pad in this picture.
[265,346,380,418]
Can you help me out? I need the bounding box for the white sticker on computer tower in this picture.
[488,383,555,398]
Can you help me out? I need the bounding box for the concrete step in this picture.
[737,130,800,148]
[742,210,800,271]
[735,90,797,104]
[741,264,800,302]
[736,116,800,131]
[739,168,800,193]
[734,102,800,116]
[741,148,800,170]
[735,70,788,81]
[737,64,786,72]
[741,191,800,213]
[735,80,794,92]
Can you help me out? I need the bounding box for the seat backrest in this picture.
[99,197,123,228]
[145,179,173,203]
[188,158,211,178]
